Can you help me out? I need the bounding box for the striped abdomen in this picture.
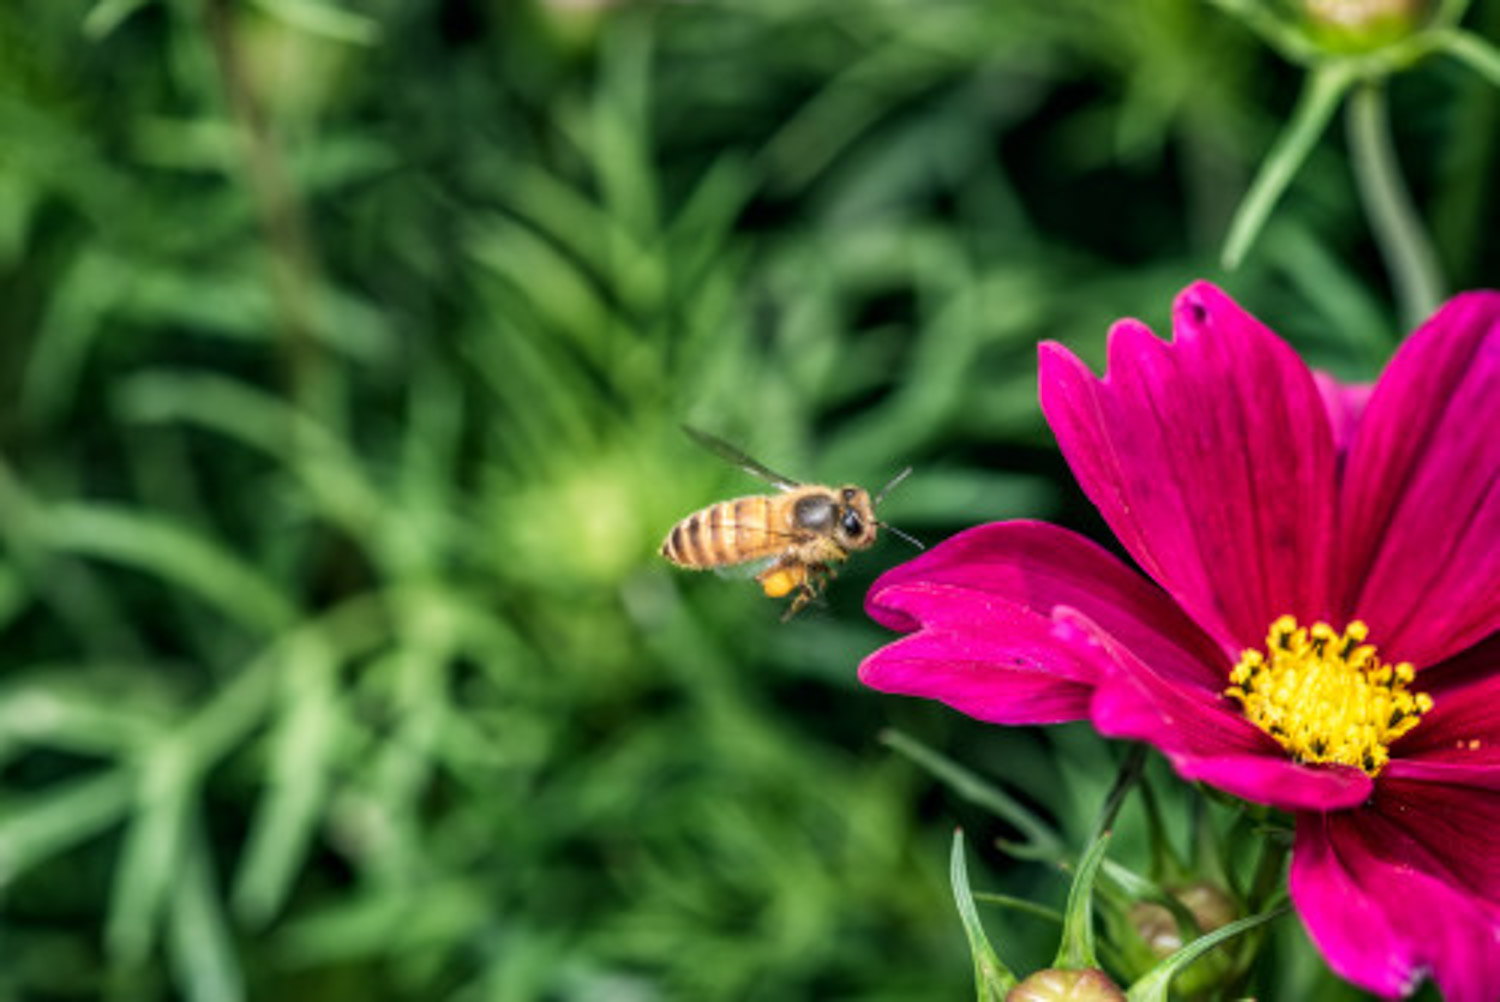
[661,495,790,568]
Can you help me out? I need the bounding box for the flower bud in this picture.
[1122,882,1239,994]
[1301,0,1432,52]
[1006,968,1126,1002]
[1127,882,1238,956]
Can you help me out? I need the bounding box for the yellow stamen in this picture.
[1225,615,1432,776]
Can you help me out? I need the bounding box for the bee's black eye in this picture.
[841,511,863,536]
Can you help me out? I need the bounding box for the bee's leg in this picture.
[781,585,815,622]
[780,564,829,621]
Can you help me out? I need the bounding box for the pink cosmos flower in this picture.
[861,282,1500,1000]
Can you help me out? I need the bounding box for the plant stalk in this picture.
[1345,81,1445,329]
[202,0,333,423]
[1221,62,1357,269]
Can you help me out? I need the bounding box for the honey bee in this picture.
[660,427,918,620]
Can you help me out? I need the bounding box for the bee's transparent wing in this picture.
[683,426,801,491]
[715,555,779,581]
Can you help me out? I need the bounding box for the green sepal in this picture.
[951,830,1019,1002]
[1053,829,1111,971]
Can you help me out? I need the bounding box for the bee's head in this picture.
[836,486,879,550]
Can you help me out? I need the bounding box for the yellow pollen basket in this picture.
[1225,615,1432,776]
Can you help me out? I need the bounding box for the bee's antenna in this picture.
[873,466,921,550]
[879,522,925,551]
[874,465,913,506]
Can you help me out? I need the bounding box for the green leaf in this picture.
[0,169,37,265]
[250,0,380,45]
[37,503,297,634]
[0,770,134,884]
[116,372,382,540]
[21,249,126,426]
[0,462,144,657]
[107,745,194,966]
[881,729,1065,860]
[0,674,169,758]
[1087,746,1146,846]
[232,636,341,928]
[167,823,245,1002]
[274,882,489,965]
[82,0,153,39]
[0,560,28,632]
[1261,221,1397,366]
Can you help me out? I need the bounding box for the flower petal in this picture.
[1390,632,1500,771]
[860,521,1222,724]
[1039,281,1338,656]
[1338,291,1500,668]
[857,620,1094,725]
[1062,607,1373,811]
[1312,371,1371,462]
[1291,781,1500,1002]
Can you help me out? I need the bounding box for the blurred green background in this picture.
[0,0,1496,999]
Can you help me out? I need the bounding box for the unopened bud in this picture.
[1127,882,1238,957]
[1006,968,1126,1002]
[1302,0,1432,51]
[1121,882,1239,994]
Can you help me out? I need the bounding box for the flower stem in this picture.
[1221,62,1356,269]
[1438,27,1500,87]
[1345,81,1446,329]
[202,0,334,424]
[1245,827,1290,910]
[1220,824,1290,995]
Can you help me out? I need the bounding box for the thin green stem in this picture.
[1345,82,1445,329]
[880,729,1065,860]
[1088,744,1147,846]
[1205,0,1321,64]
[1225,825,1291,993]
[1126,904,1290,1002]
[202,0,337,426]
[1434,0,1479,30]
[1246,824,1290,910]
[1222,62,1358,269]
[971,892,1065,925]
[1438,28,1500,87]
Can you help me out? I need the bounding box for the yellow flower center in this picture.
[1225,616,1432,776]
